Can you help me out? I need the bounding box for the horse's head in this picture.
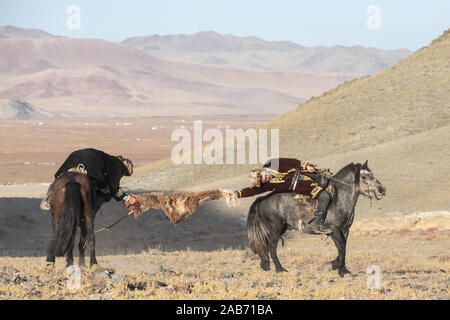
[358,160,386,200]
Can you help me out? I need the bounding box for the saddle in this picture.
[67,163,88,175]
[40,164,89,211]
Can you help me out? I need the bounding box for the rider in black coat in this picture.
[40,148,135,210]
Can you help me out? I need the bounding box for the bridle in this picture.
[359,171,378,198]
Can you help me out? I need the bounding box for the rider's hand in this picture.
[123,195,143,217]
[306,164,317,173]
[128,196,137,205]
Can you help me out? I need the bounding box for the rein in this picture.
[360,179,377,195]
[95,211,134,233]
[314,169,353,188]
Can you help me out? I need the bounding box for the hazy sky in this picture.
[0,0,449,50]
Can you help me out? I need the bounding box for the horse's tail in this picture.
[246,198,271,261]
[55,181,81,256]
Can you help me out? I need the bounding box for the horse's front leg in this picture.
[330,228,351,277]
[330,228,350,269]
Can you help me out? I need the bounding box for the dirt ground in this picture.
[0,114,448,300]
[0,230,448,300]
[0,192,448,300]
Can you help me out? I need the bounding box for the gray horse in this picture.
[246,160,386,277]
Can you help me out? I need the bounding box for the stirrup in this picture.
[40,192,51,210]
[40,199,50,210]
[314,224,333,235]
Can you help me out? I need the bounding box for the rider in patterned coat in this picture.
[232,158,332,234]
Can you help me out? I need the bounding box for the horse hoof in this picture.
[330,260,339,270]
[338,267,352,278]
[90,262,98,268]
[260,261,270,271]
[46,262,55,268]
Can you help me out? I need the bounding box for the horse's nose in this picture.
[378,183,386,196]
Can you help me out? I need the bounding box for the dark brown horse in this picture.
[46,172,107,267]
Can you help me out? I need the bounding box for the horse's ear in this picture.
[363,160,368,168]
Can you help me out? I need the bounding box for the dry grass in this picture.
[1,231,448,300]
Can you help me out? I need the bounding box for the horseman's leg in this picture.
[315,190,330,220]
[295,180,332,234]
[310,190,332,234]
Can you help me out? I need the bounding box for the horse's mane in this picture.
[333,162,361,184]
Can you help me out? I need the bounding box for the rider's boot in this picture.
[309,190,333,235]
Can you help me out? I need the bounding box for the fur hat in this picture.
[248,167,262,188]
[117,156,134,176]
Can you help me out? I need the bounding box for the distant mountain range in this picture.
[122,31,412,75]
[0,26,411,118]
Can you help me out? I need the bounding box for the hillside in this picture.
[130,29,450,215]
[122,31,411,75]
[0,26,356,118]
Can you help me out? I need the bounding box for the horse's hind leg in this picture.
[85,216,98,267]
[46,221,57,266]
[78,224,87,267]
[269,235,287,273]
[66,241,75,267]
[259,253,270,271]
[82,189,98,267]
